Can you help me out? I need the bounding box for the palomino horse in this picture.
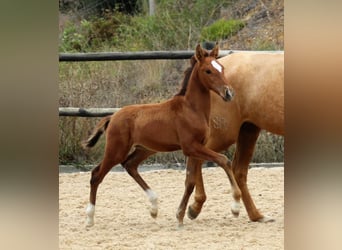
[175,51,284,225]
[83,44,241,227]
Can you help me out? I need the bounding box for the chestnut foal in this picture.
[83,44,240,227]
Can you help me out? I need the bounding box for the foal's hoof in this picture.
[86,222,94,227]
[257,215,275,223]
[86,218,94,227]
[231,210,240,218]
[86,203,95,227]
[187,206,199,220]
[150,208,158,218]
[177,223,184,230]
[230,201,240,217]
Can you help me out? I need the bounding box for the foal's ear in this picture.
[195,44,205,62]
[209,42,219,58]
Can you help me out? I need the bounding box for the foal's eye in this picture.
[205,69,212,74]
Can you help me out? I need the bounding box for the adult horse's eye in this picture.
[205,69,211,74]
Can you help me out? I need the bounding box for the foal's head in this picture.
[194,43,234,101]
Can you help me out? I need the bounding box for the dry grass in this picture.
[59,59,283,165]
[59,59,187,164]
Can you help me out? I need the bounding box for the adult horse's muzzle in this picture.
[222,86,234,101]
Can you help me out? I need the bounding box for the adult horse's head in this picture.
[194,43,234,101]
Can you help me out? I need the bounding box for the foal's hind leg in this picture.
[121,146,158,218]
[86,160,113,227]
[86,158,119,227]
[86,138,132,227]
[233,122,274,222]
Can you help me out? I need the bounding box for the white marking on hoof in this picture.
[211,60,222,73]
[146,189,158,218]
[176,208,181,219]
[231,201,240,217]
[258,215,275,223]
[86,203,95,227]
[176,208,185,225]
[177,223,184,230]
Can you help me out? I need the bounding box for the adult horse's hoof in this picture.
[187,205,199,220]
[257,215,275,223]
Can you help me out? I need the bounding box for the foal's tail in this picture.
[83,115,111,148]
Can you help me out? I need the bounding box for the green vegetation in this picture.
[60,12,132,52]
[201,19,245,41]
[59,0,284,165]
[60,0,236,52]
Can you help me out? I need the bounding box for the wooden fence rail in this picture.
[59,50,283,62]
[59,107,120,117]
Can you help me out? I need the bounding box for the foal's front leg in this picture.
[176,157,207,226]
[176,157,199,227]
[177,143,241,226]
[187,159,206,220]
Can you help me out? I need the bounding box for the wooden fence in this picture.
[59,50,283,117]
[59,50,236,62]
[59,107,120,117]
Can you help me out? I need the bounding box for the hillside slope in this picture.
[221,0,283,50]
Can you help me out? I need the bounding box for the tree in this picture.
[149,0,155,16]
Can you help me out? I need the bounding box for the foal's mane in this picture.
[175,56,197,96]
[175,49,211,96]
[175,55,197,96]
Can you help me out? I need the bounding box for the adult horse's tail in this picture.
[83,115,111,148]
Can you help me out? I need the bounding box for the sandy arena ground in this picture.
[59,167,284,249]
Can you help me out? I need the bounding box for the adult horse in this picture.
[83,44,241,227]
[176,51,284,226]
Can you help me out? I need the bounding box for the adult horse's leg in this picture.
[233,122,274,222]
[121,146,159,218]
[86,137,132,227]
[176,157,206,227]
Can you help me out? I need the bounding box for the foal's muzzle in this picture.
[223,87,234,101]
